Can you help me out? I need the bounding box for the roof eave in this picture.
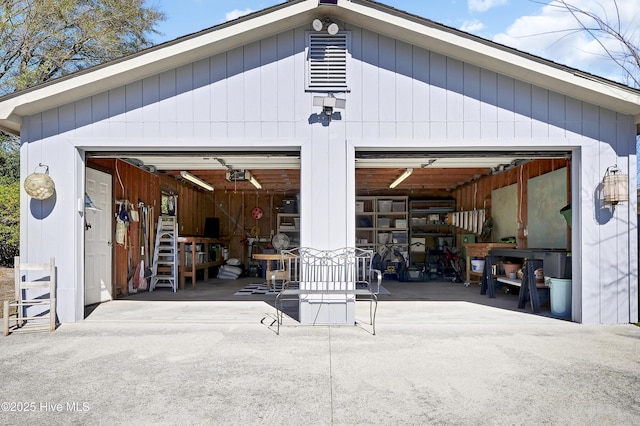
[340,0,640,120]
[0,0,319,134]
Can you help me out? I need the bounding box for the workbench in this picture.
[482,248,570,314]
[178,237,224,290]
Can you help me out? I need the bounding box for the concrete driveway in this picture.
[1,280,639,425]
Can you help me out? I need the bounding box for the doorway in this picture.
[85,168,113,305]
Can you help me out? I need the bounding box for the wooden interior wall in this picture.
[158,174,216,236]
[452,159,571,248]
[211,191,291,261]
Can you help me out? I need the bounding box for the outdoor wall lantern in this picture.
[602,165,628,205]
[24,163,55,200]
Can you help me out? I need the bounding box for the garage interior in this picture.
[86,151,571,300]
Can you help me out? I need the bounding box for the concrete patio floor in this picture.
[1,278,639,425]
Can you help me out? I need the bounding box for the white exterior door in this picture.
[85,168,113,305]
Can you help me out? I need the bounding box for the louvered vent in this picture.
[306,32,350,91]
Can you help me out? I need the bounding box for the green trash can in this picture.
[549,278,572,318]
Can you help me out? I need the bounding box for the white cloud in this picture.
[468,0,508,13]
[225,8,254,21]
[493,0,640,83]
[460,19,485,33]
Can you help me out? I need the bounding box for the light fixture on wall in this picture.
[24,163,55,200]
[312,17,339,35]
[249,175,262,189]
[389,168,413,189]
[602,165,628,205]
[313,93,346,116]
[180,171,214,191]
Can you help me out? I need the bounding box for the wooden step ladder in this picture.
[150,215,178,292]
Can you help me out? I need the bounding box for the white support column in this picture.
[299,121,355,324]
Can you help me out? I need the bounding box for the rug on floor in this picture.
[234,282,390,295]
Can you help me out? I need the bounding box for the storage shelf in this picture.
[497,276,549,289]
[409,199,455,267]
[410,208,455,214]
[355,196,408,253]
[277,213,300,236]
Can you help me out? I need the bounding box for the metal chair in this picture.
[3,257,56,336]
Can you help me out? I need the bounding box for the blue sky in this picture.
[146,0,640,85]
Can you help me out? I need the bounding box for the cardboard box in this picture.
[410,237,426,252]
[411,217,427,226]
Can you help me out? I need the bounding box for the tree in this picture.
[0,181,19,266]
[0,0,166,94]
[543,0,640,88]
[0,134,19,184]
[0,0,165,265]
[541,1,640,177]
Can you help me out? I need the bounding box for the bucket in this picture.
[549,278,572,318]
[471,259,485,273]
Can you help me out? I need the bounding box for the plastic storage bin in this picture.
[392,201,405,212]
[378,218,391,228]
[378,200,392,212]
[282,199,297,213]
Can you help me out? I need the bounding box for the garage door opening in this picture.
[85,150,301,300]
[354,150,572,314]
[84,148,574,320]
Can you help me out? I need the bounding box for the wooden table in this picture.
[251,253,298,290]
[463,242,516,283]
[253,253,282,289]
[252,253,293,289]
[178,237,223,290]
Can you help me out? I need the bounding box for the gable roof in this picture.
[1,0,639,135]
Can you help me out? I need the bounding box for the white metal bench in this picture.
[273,247,382,335]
